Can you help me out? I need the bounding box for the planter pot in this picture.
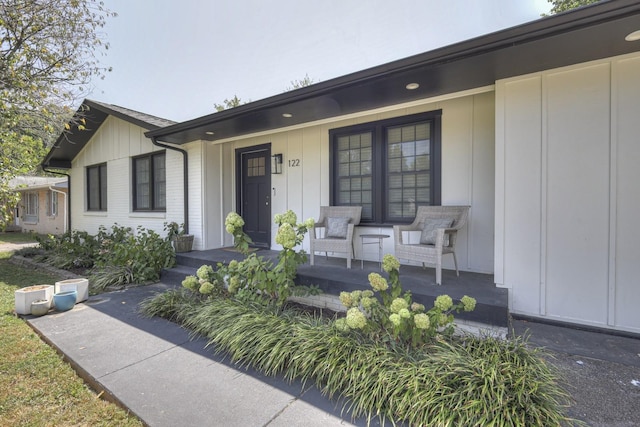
[15,285,54,315]
[53,290,77,312]
[30,300,50,317]
[55,278,89,303]
[172,235,194,253]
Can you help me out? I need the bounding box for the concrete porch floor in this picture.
[161,248,508,327]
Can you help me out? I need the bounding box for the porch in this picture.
[161,249,508,328]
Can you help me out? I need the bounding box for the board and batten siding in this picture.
[69,116,184,237]
[201,90,495,274]
[495,52,640,333]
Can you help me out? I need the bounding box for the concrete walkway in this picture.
[27,283,360,427]
[26,283,640,426]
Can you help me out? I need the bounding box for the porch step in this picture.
[162,249,509,328]
[160,264,196,287]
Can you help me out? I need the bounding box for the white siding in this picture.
[545,64,610,325]
[202,142,221,250]
[469,93,495,272]
[496,76,543,314]
[612,55,640,331]
[70,116,184,237]
[495,52,640,333]
[203,91,495,274]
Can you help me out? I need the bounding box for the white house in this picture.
[43,1,640,334]
[42,100,181,237]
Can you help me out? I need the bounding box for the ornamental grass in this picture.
[141,290,577,426]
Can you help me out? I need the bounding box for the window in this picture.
[133,152,166,211]
[87,163,107,211]
[24,192,38,223]
[247,157,265,176]
[47,190,58,216]
[330,111,441,224]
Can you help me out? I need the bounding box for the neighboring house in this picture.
[43,1,640,334]
[10,176,68,235]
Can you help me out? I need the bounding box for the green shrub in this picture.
[163,221,187,240]
[35,230,98,268]
[87,224,174,287]
[94,224,175,282]
[43,253,91,270]
[89,265,134,292]
[29,224,175,291]
[140,291,576,426]
[14,246,45,257]
[139,288,198,322]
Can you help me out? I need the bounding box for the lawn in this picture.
[0,251,142,426]
[0,231,40,244]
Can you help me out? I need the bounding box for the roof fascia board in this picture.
[14,183,67,191]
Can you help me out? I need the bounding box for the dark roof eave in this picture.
[146,0,640,144]
[43,159,72,169]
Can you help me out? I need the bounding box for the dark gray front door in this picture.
[239,148,271,247]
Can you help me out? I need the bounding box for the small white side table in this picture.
[360,234,390,270]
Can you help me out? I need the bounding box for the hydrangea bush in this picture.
[335,254,476,348]
[182,211,318,305]
[181,263,226,297]
[224,212,252,255]
[273,210,315,298]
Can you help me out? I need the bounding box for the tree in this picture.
[545,0,601,15]
[213,95,246,112]
[285,73,316,91]
[0,0,115,229]
[213,74,317,112]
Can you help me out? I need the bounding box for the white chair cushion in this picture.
[326,217,350,238]
[420,218,453,245]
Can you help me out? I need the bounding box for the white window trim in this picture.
[24,192,38,224]
[48,190,58,217]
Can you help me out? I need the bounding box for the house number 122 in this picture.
[288,159,300,167]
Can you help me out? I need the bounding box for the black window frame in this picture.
[329,111,442,225]
[132,151,166,212]
[86,163,107,212]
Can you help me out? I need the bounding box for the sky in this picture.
[90,0,552,122]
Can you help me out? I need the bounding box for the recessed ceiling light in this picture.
[625,30,640,42]
[406,83,420,90]
[205,131,215,135]
[282,113,293,118]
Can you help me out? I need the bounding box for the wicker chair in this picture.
[310,206,362,269]
[393,206,469,285]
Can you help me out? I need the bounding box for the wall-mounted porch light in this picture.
[271,154,283,174]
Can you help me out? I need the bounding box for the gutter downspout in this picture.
[151,137,189,234]
[48,186,68,234]
[42,166,71,232]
